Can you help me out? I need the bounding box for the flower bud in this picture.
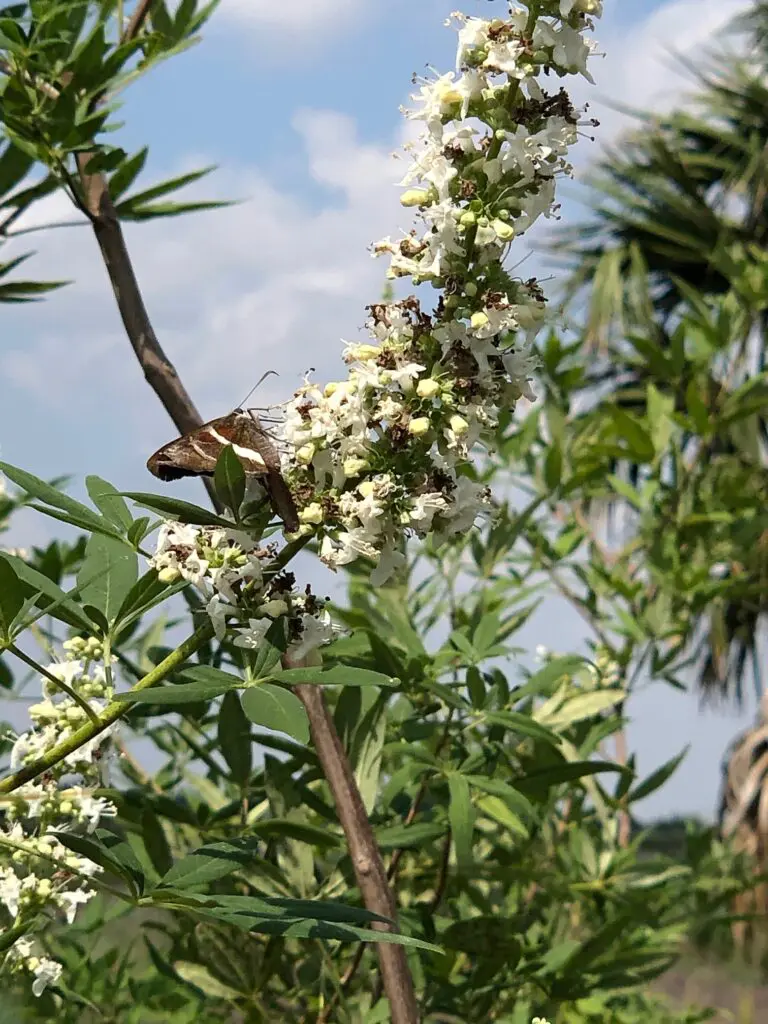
[400,188,431,207]
[300,502,324,525]
[296,443,315,465]
[358,480,375,498]
[464,282,478,297]
[346,344,380,362]
[261,599,289,618]
[492,218,515,241]
[416,378,441,399]
[343,456,369,478]
[459,211,476,226]
[408,417,431,436]
[449,415,469,436]
[157,566,180,584]
[471,311,489,330]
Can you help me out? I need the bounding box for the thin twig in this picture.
[0,624,213,794]
[8,644,99,723]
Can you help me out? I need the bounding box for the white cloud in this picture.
[573,0,752,149]
[1,110,405,459]
[217,0,363,38]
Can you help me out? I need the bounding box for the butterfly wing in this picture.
[147,409,300,532]
[146,411,268,481]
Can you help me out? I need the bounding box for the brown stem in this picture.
[293,681,419,1024]
[77,154,207,442]
[614,703,631,848]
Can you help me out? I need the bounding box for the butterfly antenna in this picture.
[237,370,278,410]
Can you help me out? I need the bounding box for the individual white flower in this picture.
[30,956,63,997]
[287,609,335,661]
[0,866,21,917]
[232,618,272,649]
[58,887,95,924]
[206,595,229,640]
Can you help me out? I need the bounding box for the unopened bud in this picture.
[343,456,369,478]
[296,444,315,465]
[408,417,431,436]
[157,566,180,584]
[471,311,489,330]
[299,502,324,525]
[492,219,515,241]
[400,188,431,207]
[261,599,289,618]
[416,378,441,399]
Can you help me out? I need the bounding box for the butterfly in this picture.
[147,407,299,533]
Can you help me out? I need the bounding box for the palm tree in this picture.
[540,0,768,705]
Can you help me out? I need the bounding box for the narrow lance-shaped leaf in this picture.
[213,446,246,516]
[0,558,25,641]
[218,691,252,785]
[447,772,474,873]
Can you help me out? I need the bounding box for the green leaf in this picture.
[476,794,528,837]
[0,553,92,631]
[249,618,286,678]
[113,569,188,631]
[447,772,474,872]
[539,690,625,730]
[77,534,138,628]
[158,837,262,890]
[517,760,630,792]
[374,821,446,849]
[544,443,563,490]
[629,747,688,803]
[53,831,143,895]
[0,558,25,640]
[173,962,241,1001]
[483,710,561,745]
[27,501,125,541]
[273,665,398,688]
[117,165,218,209]
[464,775,534,821]
[142,808,173,877]
[218,691,252,785]
[86,476,133,530]
[213,446,246,515]
[242,684,309,744]
[122,492,234,527]
[250,819,341,848]
[114,678,241,705]
[0,461,117,533]
[353,695,387,814]
[511,656,589,704]
[108,146,148,199]
[606,408,655,461]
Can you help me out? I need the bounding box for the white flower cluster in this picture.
[149,522,336,657]
[1,638,115,996]
[279,2,600,583]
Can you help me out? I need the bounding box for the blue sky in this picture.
[0,0,757,819]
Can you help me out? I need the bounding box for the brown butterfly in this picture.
[147,408,299,533]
